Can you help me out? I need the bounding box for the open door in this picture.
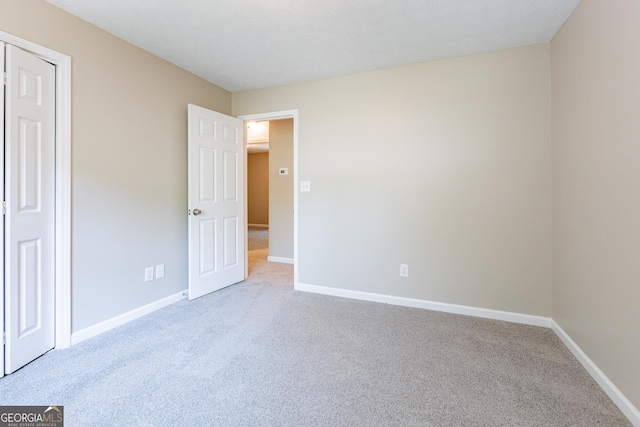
[3,44,56,374]
[187,104,245,300]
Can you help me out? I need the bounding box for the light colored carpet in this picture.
[0,229,631,426]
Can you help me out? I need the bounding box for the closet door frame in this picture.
[1,30,72,353]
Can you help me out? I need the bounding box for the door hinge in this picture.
[2,201,5,216]
[2,72,6,86]
[2,332,5,346]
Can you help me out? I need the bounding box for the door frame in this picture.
[238,110,298,287]
[1,31,72,349]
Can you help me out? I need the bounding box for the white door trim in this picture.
[238,110,299,287]
[0,31,72,349]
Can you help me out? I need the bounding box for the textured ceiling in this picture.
[45,0,580,92]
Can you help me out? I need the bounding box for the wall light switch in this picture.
[279,168,288,176]
[144,267,154,282]
[300,181,311,192]
[155,264,165,279]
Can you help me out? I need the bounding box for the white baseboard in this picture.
[248,223,269,229]
[295,283,550,327]
[268,256,294,265]
[71,291,187,346]
[551,321,640,426]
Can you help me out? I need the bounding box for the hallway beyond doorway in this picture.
[248,226,269,276]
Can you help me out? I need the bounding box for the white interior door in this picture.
[188,104,245,300]
[1,41,5,378]
[4,44,56,374]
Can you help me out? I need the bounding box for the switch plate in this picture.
[144,267,154,282]
[155,264,165,279]
[300,181,311,192]
[399,264,409,278]
[279,168,288,176]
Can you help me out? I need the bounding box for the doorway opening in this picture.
[239,110,299,287]
[246,126,269,274]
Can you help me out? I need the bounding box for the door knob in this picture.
[192,208,202,216]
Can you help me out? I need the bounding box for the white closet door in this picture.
[4,44,56,374]
[1,41,5,378]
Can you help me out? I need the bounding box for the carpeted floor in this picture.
[0,228,631,426]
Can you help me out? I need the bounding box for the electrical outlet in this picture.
[279,168,288,176]
[155,264,165,279]
[144,267,154,282]
[399,264,409,278]
[300,181,311,192]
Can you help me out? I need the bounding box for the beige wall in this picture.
[551,0,640,410]
[234,44,552,316]
[248,153,269,225]
[268,119,294,259]
[0,0,231,332]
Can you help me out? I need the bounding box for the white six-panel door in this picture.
[187,104,245,300]
[1,41,5,377]
[3,44,56,373]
